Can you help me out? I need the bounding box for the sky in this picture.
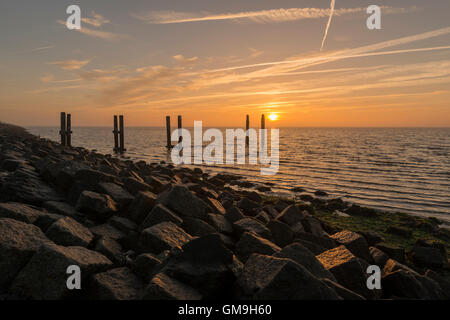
[0,0,449,127]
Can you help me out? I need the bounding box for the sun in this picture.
[268,113,278,121]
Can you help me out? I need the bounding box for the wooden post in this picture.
[60,112,66,146]
[166,116,172,148]
[113,115,119,152]
[66,114,72,147]
[245,114,250,146]
[261,114,265,129]
[177,115,182,143]
[119,115,125,153]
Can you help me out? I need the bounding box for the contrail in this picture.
[320,0,336,51]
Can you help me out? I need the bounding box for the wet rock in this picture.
[301,216,326,237]
[90,267,144,300]
[257,186,271,192]
[97,182,134,209]
[225,205,245,223]
[0,218,52,286]
[276,205,305,225]
[274,243,336,281]
[236,232,281,262]
[206,213,233,235]
[237,197,260,216]
[76,191,118,221]
[140,204,183,231]
[131,253,162,282]
[316,245,373,299]
[233,218,272,240]
[410,246,446,269]
[144,176,166,194]
[267,220,294,247]
[291,187,305,193]
[128,191,157,224]
[158,185,209,220]
[45,217,94,247]
[161,234,236,297]
[330,230,372,263]
[235,254,340,300]
[95,236,124,264]
[345,204,378,217]
[142,273,202,300]
[11,243,112,300]
[0,202,41,224]
[139,222,193,254]
[181,217,216,237]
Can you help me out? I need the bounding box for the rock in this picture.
[233,218,272,240]
[140,204,183,231]
[382,269,429,299]
[345,205,378,217]
[257,186,271,192]
[386,226,412,238]
[267,220,294,247]
[95,236,124,264]
[46,217,94,247]
[43,201,82,220]
[97,182,134,209]
[205,197,226,215]
[108,216,138,233]
[425,269,450,299]
[139,222,193,254]
[131,253,162,282]
[90,267,144,300]
[235,254,340,300]
[255,211,271,224]
[237,197,260,215]
[0,202,41,224]
[291,187,305,193]
[375,244,405,263]
[41,160,90,188]
[0,218,52,286]
[142,273,202,300]
[34,212,64,232]
[145,176,166,194]
[296,232,337,251]
[410,246,446,269]
[314,190,328,197]
[161,234,237,297]
[322,278,365,300]
[123,177,152,195]
[295,239,328,255]
[274,243,336,281]
[274,201,289,212]
[276,205,305,225]
[76,191,118,221]
[206,213,233,235]
[224,205,245,223]
[90,224,126,242]
[128,191,157,224]
[301,216,326,237]
[359,231,383,246]
[330,230,372,262]
[75,169,116,186]
[11,243,112,300]
[181,217,216,237]
[262,205,279,219]
[316,245,373,299]
[158,185,209,219]
[236,232,281,262]
[369,247,389,267]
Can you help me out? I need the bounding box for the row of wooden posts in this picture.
[59,112,266,153]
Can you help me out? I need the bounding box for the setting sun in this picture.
[268,113,279,121]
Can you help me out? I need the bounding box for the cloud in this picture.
[321,0,336,51]
[48,60,90,70]
[173,55,199,63]
[134,6,417,25]
[28,45,55,53]
[82,12,110,27]
[56,20,123,41]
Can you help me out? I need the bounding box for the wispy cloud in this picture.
[28,45,55,53]
[321,0,336,51]
[134,6,417,25]
[56,20,123,41]
[48,60,90,70]
[82,12,110,27]
[173,55,199,63]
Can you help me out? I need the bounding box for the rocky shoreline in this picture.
[0,122,449,300]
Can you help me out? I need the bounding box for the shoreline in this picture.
[0,121,449,300]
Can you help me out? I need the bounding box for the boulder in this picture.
[94,236,124,264]
[382,269,429,299]
[205,197,226,215]
[158,185,209,219]
[235,254,340,300]
[301,216,326,237]
[410,246,446,269]
[34,212,64,232]
[45,217,94,247]
[321,278,365,300]
[274,243,336,281]
[233,218,272,240]
[375,244,405,263]
[236,232,281,262]
[360,231,383,246]
[181,217,216,237]
[90,224,126,242]
[131,253,162,282]
[237,197,260,215]
[369,246,389,267]
[330,230,372,262]
[296,232,337,250]
[108,216,138,233]
[224,205,245,223]
[123,177,152,195]
[0,202,41,224]
[11,243,112,300]
[76,191,118,221]
[128,191,157,224]
[142,273,202,300]
[295,239,328,255]
[206,213,233,235]
[0,218,52,286]
[316,245,373,299]
[267,220,294,247]
[43,201,82,221]
[255,211,271,224]
[140,204,183,231]
[90,267,144,300]
[97,182,134,209]
[74,169,116,186]
[345,205,377,217]
[276,205,305,225]
[139,222,193,254]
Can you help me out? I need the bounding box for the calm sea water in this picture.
[27,127,450,223]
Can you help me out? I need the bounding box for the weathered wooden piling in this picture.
[113,115,119,152]
[60,112,66,146]
[66,114,72,147]
[178,115,182,143]
[261,114,265,129]
[166,116,172,148]
[119,115,125,153]
[245,114,250,146]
